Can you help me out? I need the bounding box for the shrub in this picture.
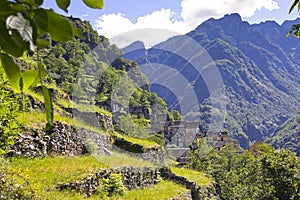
[0,71,21,155]
[102,173,125,197]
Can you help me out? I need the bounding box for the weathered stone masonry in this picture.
[8,121,112,157]
[57,167,160,197]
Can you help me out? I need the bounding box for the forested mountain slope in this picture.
[42,18,167,115]
[124,13,300,149]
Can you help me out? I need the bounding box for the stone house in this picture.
[160,120,199,148]
[150,113,171,134]
[203,131,229,151]
[96,98,124,113]
[97,98,150,119]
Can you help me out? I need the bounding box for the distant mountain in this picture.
[124,13,300,149]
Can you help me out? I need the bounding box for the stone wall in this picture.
[159,167,223,200]
[57,167,160,197]
[8,121,112,157]
[137,148,165,164]
[113,145,165,165]
[67,108,113,132]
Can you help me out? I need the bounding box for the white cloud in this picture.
[95,9,189,38]
[95,0,279,48]
[181,0,279,27]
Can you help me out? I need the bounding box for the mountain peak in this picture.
[197,13,244,30]
[122,41,145,54]
[222,13,242,22]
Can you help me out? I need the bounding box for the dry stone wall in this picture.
[66,108,113,132]
[8,121,112,157]
[159,167,223,200]
[57,167,160,197]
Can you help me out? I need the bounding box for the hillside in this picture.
[267,114,300,155]
[1,9,300,199]
[124,13,300,149]
[0,16,221,199]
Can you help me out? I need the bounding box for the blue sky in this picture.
[42,0,299,47]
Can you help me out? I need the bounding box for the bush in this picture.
[102,173,125,197]
[0,71,21,155]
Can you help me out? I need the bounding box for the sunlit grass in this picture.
[112,133,160,149]
[8,153,160,199]
[9,155,107,199]
[25,87,112,117]
[94,152,154,168]
[105,181,188,200]
[171,167,211,186]
[16,112,108,137]
[24,89,65,113]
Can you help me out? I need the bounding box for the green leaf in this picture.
[73,26,84,39]
[56,0,70,12]
[289,0,300,13]
[83,0,103,9]
[31,64,48,86]
[0,1,18,18]
[22,70,39,90]
[36,38,50,48]
[34,0,44,6]
[0,53,22,93]
[0,21,28,57]
[41,85,53,130]
[34,8,73,42]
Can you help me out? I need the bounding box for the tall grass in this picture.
[8,154,162,199]
[107,181,189,200]
[112,133,160,149]
[94,152,154,168]
[171,167,211,186]
[9,156,107,199]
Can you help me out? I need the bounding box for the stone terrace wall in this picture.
[8,121,112,157]
[57,167,160,197]
[67,108,113,132]
[159,167,223,200]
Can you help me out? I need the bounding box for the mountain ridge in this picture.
[124,13,300,150]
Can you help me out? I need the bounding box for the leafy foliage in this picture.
[288,0,300,37]
[0,69,21,155]
[187,143,300,199]
[0,0,103,128]
[102,173,125,197]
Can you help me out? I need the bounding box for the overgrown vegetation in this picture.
[187,142,300,199]
[0,69,21,155]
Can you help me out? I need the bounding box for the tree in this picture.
[0,0,103,129]
[288,0,300,37]
[187,142,300,199]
